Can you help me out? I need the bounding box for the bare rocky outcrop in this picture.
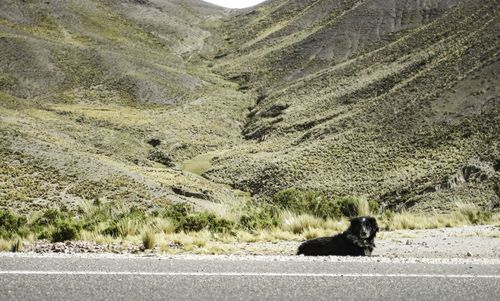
[440,159,497,190]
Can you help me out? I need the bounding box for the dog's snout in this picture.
[360,226,371,238]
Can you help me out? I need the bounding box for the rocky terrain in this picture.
[0,0,499,215]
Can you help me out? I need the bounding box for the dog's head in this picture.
[349,216,379,239]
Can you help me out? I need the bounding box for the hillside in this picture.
[0,0,252,213]
[208,0,500,211]
[0,0,499,214]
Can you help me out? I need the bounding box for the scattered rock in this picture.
[21,240,173,254]
[172,187,210,200]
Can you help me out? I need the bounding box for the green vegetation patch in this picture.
[238,202,281,231]
[271,188,379,219]
[160,203,235,234]
[0,208,81,242]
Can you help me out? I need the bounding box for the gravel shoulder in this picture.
[375,225,500,259]
[4,225,499,263]
[230,225,500,259]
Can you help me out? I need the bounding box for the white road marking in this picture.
[0,271,499,278]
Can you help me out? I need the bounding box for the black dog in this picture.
[297,216,379,256]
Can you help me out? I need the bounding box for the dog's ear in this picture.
[349,217,361,225]
[369,217,379,232]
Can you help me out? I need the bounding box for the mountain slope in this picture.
[0,0,499,213]
[0,0,252,213]
[207,0,500,211]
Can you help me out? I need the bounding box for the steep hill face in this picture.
[0,0,223,102]
[0,0,253,213]
[1,0,498,213]
[207,0,500,211]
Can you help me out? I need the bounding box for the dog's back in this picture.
[297,233,366,256]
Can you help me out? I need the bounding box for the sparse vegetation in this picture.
[0,196,497,253]
[271,189,379,219]
[0,0,498,254]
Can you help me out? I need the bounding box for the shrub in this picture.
[51,220,81,242]
[207,216,235,234]
[271,189,379,219]
[30,209,82,241]
[102,223,119,238]
[179,214,210,232]
[175,212,234,233]
[239,204,280,230]
[162,203,192,224]
[33,209,65,227]
[272,188,303,209]
[0,210,27,239]
[37,228,54,240]
[100,205,148,237]
[148,149,175,167]
[126,206,147,221]
[272,188,340,219]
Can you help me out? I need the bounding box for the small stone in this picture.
[466,251,472,257]
[406,240,411,245]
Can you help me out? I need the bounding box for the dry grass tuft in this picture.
[166,231,209,250]
[0,239,12,252]
[116,218,142,237]
[453,201,492,225]
[385,212,441,230]
[302,228,326,240]
[281,212,323,234]
[0,238,24,252]
[148,217,176,234]
[80,231,116,244]
[354,197,373,216]
[142,230,156,250]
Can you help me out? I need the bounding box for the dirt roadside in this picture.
[5,225,499,260]
[228,225,500,259]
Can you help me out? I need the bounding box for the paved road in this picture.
[0,255,499,300]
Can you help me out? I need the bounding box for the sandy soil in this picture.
[375,225,500,259]
[228,225,500,259]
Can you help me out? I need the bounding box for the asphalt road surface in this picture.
[0,254,499,300]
